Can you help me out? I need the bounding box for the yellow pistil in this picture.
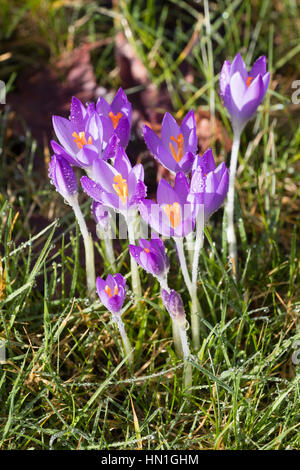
[72,131,92,149]
[109,111,123,129]
[104,285,118,298]
[246,76,253,87]
[163,202,181,229]
[113,174,128,204]
[169,133,184,163]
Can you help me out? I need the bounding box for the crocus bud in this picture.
[49,155,78,205]
[129,238,169,280]
[220,53,270,133]
[92,201,110,232]
[161,289,186,326]
[96,273,126,315]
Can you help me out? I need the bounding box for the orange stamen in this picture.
[169,133,184,163]
[72,131,92,149]
[113,174,128,204]
[109,111,123,129]
[144,248,150,253]
[104,284,118,298]
[163,202,181,229]
[246,76,253,88]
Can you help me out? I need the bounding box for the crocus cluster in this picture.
[48,51,269,382]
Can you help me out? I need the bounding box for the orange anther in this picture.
[169,133,184,163]
[109,111,123,129]
[72,131,92,149]
[113,174,128,204]
[163,202,181,229]
[246,76,253,88]
[104,285,118,297]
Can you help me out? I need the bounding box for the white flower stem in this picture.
[126,213,142,299]
[72,198,96,297]
[104,235,116,272]
[159,277,183,358]
[179,326,192,391]
[114,315,133,368]
[174,237,200,350]
[226,129,242,278]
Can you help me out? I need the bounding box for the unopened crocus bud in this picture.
[49,154,78,205]
[96,273,126,315]
[161,289,186,326]
[92,201,110,232]
[129,237,169,280]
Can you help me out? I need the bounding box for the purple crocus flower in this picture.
[161,289,186,326]
[143,110,197,174]
[81,147,146,214]
[188,148,229,222]
[96,273,126,315]
[49,154,78,205]
[129,237,169,279]
[220,53,270,132]
[96,88,132,148]
[51,97,118,170]
[139,172,195,238]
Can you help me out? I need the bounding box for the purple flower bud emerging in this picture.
[161,289,186,326]
[96,273,126,315]
[49,155,78,204]
[92,201,110,232]
[129,237,169,279]
[143,110,197,174]
[220,53,270,132]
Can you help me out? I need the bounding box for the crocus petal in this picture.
[91,158,119,192]
[114,147,132,178]
[180,110,197,155]
[143,125,160,155]
[192,148,216,173]
[240,75,264,121]
[157,179,177,205]
[75,144,98,167]
[161,112,180,150]
[230,53,248,82]
[102,134,119,160]
[220,60,231,97]
[249,55,267,78]
[115,117,130,148]
[52,115,78,156]
[174,172,190,205]
[230,72,248,110]
[81,176,103,202]
[177,151,195,174]
[70,96,87,132]
[49,155,78,201]
[50,140,78,165]
[111,87,132,123]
